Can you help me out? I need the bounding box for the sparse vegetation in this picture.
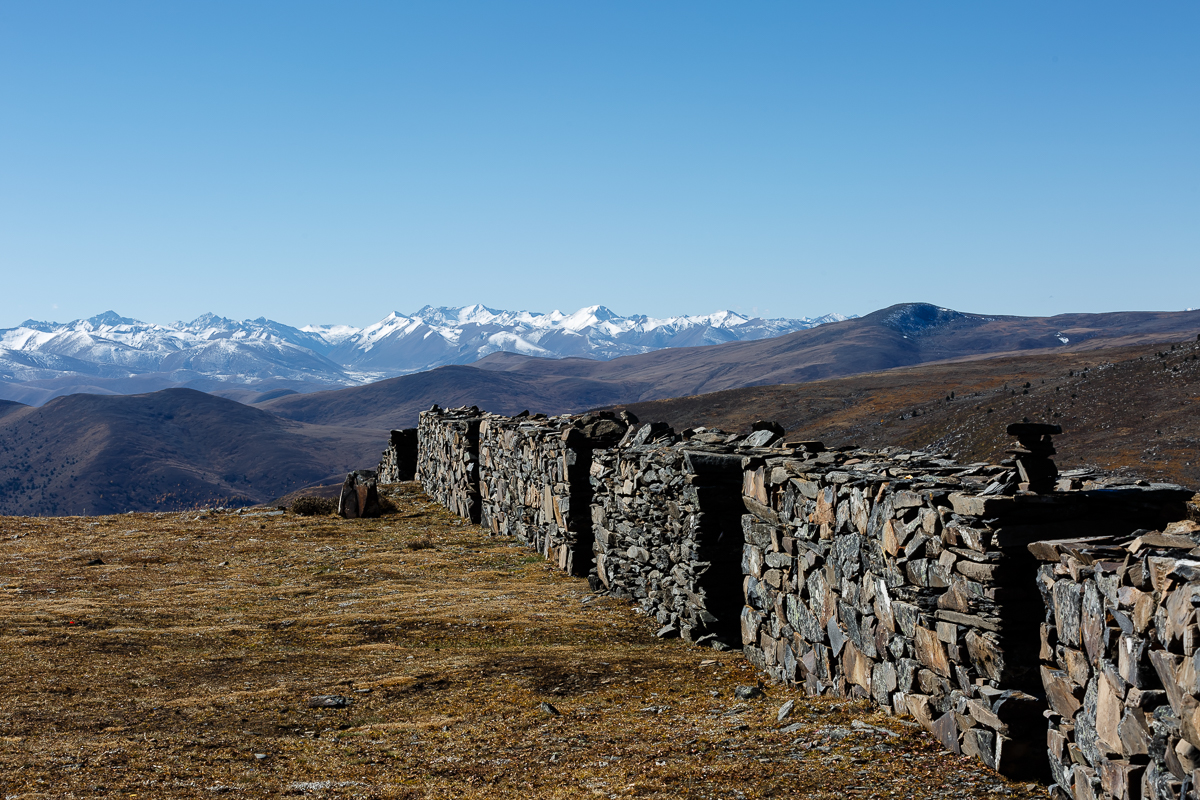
[406,533,434,550]
[0,484,1042,798]
[291,495,337,516]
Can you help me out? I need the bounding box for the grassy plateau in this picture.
[0,485,1044,799]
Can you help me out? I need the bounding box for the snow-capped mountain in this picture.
[0,305,850,404]
[0,311,347,385]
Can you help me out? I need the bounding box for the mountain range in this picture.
[258,303,1200,428]
[1,302,1197,516]
[0,305,847,405]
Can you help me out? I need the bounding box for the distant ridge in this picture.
[3,302,1198,517]
[259,303,1200,429]
[0,304,848,405]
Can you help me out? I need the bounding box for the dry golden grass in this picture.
[0,485,1043,799]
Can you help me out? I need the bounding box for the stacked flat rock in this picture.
[1031,518,1200,800]
[741,445,1195,778]
[1007,422,1062,494]
[417,405,484,523]
[478,411,629,575]
[378,428,419,483]
[589,424,784,646]
[740,445,1054,777]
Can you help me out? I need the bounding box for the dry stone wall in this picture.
[378,428,418,483]
[478,411,629,576]
[407,404,1197,782]
[589,424,784,646]
[416,405,483,523]
[1032,519,1200,800]
[739,442,1192,779]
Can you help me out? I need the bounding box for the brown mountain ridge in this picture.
[612,336,1200,491]
[259,303,1200,429]
[0,389,384,516]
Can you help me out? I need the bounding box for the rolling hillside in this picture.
[613,336,1200,490]
[261,303,1200,429]
[0,389,384,516]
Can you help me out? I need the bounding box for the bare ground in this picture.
[0,485,1044,799]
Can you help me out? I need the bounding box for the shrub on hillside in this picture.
[291,496,336,516]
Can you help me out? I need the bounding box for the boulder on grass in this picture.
[338,470,382,519]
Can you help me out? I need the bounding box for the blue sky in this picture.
[1,2,1196,328]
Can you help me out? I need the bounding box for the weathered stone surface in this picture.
[1030,516,1200,800]
[477,411,633,576]
[587,424,781,646]
[914,625,951,678]
[413,402,1193,787]
[337,470,382,519]
[931,711,961,754]
[417,406,483,522]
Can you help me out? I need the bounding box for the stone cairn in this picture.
[478,410,630,575]
[1032,516,1200,800]
[338,469,383,519]
[416,405,484,523]
[590,422,787,646]
[378,428,418,483]
[740,443,1194,779]
[1008,422,1062,494]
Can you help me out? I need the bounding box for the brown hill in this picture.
[612,335,1200,490]
[476,304,1200,394]
[257,364,644,429]
[0,388,385,516]
[261,303,1200,428]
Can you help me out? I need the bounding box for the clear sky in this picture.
[1,2,1196,329]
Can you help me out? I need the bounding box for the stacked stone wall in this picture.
[589,424,784,646]
[416,406,483,523]
[1032,519,1200,800]
[739,445,1192,779]
[478,412,628,576]
[378,428,418,483]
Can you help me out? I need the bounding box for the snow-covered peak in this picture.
[1,304,852,395]
[704,310,751,328]
[411,304,508,328]
[86,311,143,328]
[301,322,362,346]
[560,305,620,332]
